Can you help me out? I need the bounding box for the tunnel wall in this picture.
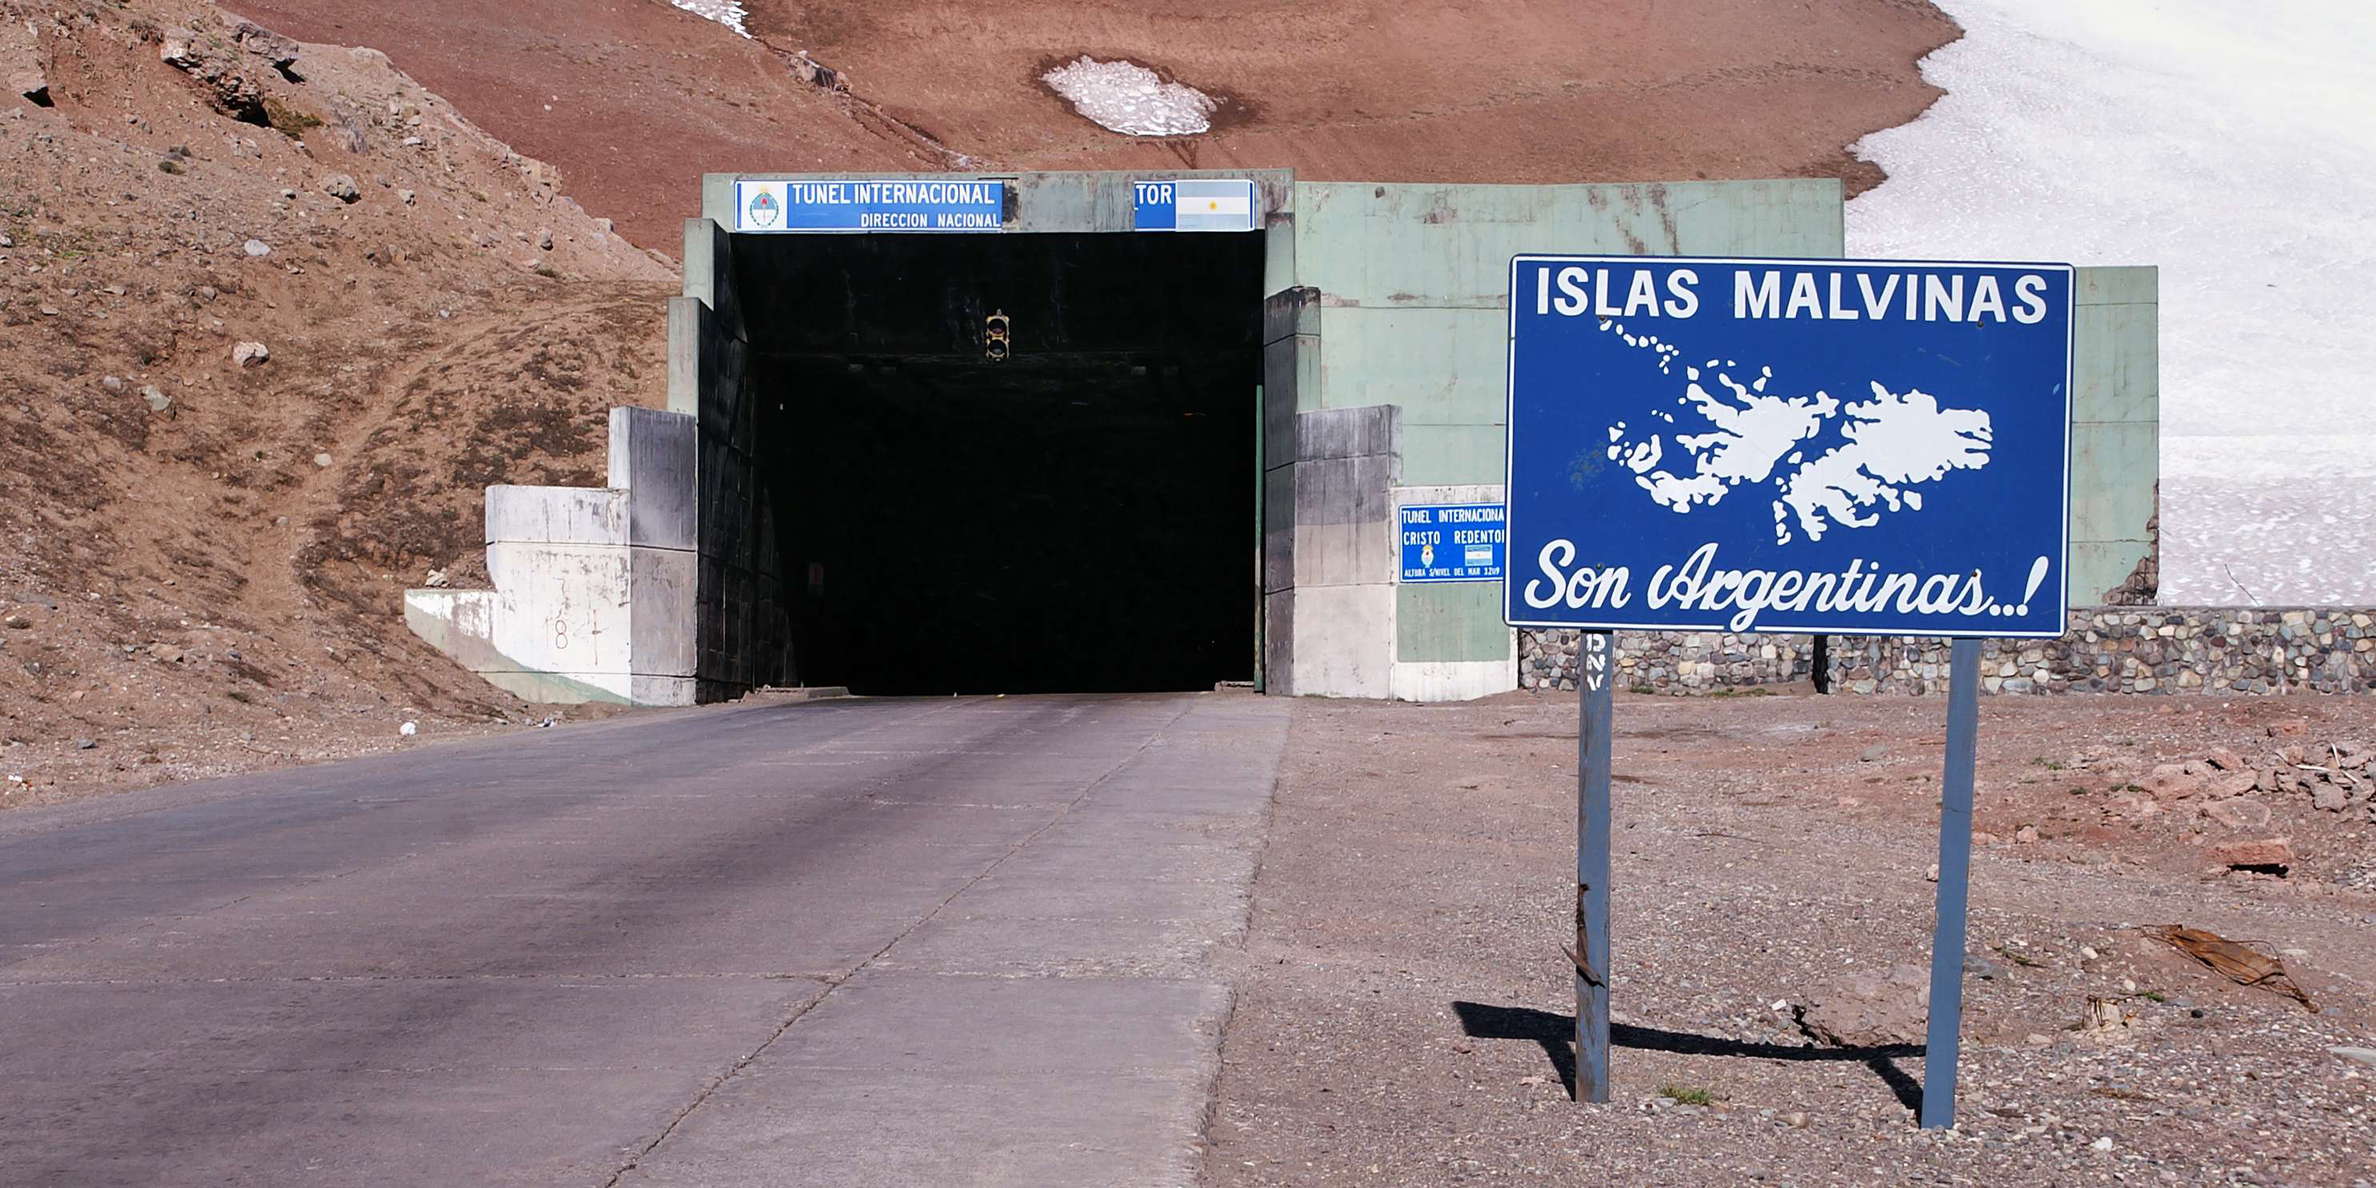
[679,218,794,698]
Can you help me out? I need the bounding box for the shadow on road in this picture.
[1449,1001,1925,1111]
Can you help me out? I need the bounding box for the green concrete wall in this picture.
[2068,266,2159,603]
[1290,180,1849,670]
[1289,179,1847,486]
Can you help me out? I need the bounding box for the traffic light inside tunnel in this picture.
[735,231,1265,694]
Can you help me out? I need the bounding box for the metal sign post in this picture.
[1920,636,1983,1128]
[1502,254,2075,1129]
[1574,630,1614,1103]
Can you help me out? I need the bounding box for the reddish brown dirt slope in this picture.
[2,0,669,804]
[224,0,956,251]
[233,0,1958,254]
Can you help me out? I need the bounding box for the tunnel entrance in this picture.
[733,231,1265,696]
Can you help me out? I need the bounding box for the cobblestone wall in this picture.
[1519,608,2376,696]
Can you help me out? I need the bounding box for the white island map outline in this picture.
[1594,319,1994,544]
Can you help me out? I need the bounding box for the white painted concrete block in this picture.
[1289,584,1395,699]
[407,407,700,707]
[484,542,635,676]
[486,485,627,546]
[1391,657,1518,703]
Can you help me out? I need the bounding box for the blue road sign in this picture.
[1132,178,1258,232]
[1505,255,2073,638]
[733,179,1005,233]
[1400,503,1506,583]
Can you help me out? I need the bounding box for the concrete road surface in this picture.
[0,693,1286,1186]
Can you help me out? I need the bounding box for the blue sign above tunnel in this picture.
[1132,179,1259,232]
[1504,255,2075,638]
[734,179,1006,233]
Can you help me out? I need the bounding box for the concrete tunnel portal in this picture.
[735,229,1265,696]
[402,172,2162,708]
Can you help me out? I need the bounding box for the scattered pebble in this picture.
[232,341,270,367]
[243,238,271,257]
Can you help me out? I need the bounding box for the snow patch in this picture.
[1845,0,2376,603]
[1042,56,1215,137]
[664,0,750,38]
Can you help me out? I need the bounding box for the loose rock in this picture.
[2208,769,2259,797]
[1797,964,1929,1046]
[2207,837,2292,872]
[318,173,361,203]
[141,385,172,412]
[232,341,270,367]
[243,238,271,256]
[2142,763,2205,800]
[2202,798,2271,830]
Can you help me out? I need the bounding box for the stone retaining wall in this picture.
[1519,608,2376,696]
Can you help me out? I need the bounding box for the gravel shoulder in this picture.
[1203,692,2376,1184]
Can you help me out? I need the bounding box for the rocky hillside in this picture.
[1,0,675,804]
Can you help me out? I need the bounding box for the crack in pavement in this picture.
[599,699,1198,1187]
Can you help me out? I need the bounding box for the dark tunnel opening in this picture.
[734,231,1265,695]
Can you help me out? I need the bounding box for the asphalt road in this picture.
[0,692,1287,1186]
